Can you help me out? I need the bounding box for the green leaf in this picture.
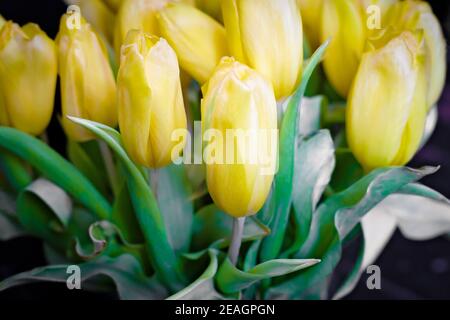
[192,204,270,251]
[216,257,320,294]
[167,249,225,300]
[156,164,194,253]
[0,254,167,300]
[67,117,185,292]
[260,40,330,261]
[0,151,32,192]
[111,182,144,244]
[266,166,437,299]
[283,130,335,257]
[16,179,73,250]
[330,149,364,192]
[0,127,111,220]
[23,178,73,227]
[299,96,325,136]
[378,184,450,240]
[67,141,110,198]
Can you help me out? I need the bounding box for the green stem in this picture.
[228,217,245,266]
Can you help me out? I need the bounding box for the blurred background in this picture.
[0,0,449,300]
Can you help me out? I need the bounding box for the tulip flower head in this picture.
[0,21,57,135]
[158,2,228,84]
[117,30,187,168]
[222,0,303,100]
[57,13,117,142]
[385,0,446,108]
[346,30,427,171]
[201,57,278,218]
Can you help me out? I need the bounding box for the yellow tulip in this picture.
[117,30,187,168]
[321,0,365,98]
[385,0,446,107]
[114,0,168,57]
[70,0,115,44]
[201,57,278,218]
[346,30,427,171]
[222,0,303,100]
[297,0,323,49]
[0,22,57,135]
[57,13,117,142]
[195,0,222,22]
[158,2,228,84]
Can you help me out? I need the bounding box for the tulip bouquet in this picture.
[0,0,449,300]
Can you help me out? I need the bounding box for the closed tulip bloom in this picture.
[347,31,427,171]
[114,0,168,57]
[117,30,187,168]
[158,2,228,84]
[201,57,278,218]
[297,0,323,49]
[57,13,117,142]
[222,0,303,100]
[321,0,365,98]
[0,22,57,135]
[385,0,446,108]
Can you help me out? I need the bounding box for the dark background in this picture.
[0,0,449,300]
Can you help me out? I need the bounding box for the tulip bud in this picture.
[70,0,115,44]
[117,30,187,168]
[385,0,446,108]
[297,0,323,49]
[222,0,303,100]
[201,57,278,218]
[321,0,366,98]
[0,22,57,135]
[346,31,427,171]
[158,2,228,84]
[57,13,117,142]
[114,0,168,57]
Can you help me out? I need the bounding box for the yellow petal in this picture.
[347,31,427,171]
[158,2,228,84]
[114,0,168,57]
[202,57,277,217]
[297,0,323,49]
[223,0,303,100]
[385,0,446,107]
[195,0,222,22]
[76,0,115,44]
[0,22,57,135]
[118,30,187,168]
[57,14,117,142]
[321,0,365,98]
